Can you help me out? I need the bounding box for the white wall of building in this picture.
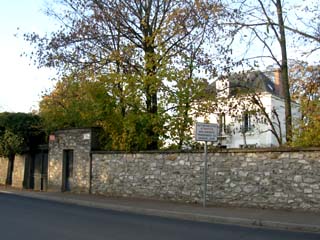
[195,92,300,148]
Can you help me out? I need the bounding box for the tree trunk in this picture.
[276,0,292,144]
[145,46,159,150]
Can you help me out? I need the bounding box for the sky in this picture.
[0,1,317,113]
[0,0,56,113]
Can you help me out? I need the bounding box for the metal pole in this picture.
[203,141,208,207]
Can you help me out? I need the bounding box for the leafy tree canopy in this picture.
[27,0,225,150]
[0,112,45,155]
[290,62,320,147]
[0,130,24,158]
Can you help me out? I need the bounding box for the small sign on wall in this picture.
[83,133,91,140]
[49,134,56,141]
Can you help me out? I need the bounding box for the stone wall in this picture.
[48,128,93,193]
[0,157,8,185]
[11,155,26,188]
[91,152,203,201]
[91,149,320,212]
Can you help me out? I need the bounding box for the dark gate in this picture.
[23,145,48,191]
[62,149,73,192]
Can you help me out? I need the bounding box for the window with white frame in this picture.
[242,112,252,132]
[219,113,226,135]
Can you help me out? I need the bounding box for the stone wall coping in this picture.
[54,127,97,133]
[91,147,320,155]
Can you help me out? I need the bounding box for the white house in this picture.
[196,70,300,148]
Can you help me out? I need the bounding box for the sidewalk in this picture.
[1,186,320,233]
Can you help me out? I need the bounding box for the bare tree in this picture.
[222,0,307,144]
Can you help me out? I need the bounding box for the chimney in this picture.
[274,69,283,97]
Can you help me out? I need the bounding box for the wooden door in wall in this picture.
[5,156,14,185]
[62,150,73,192]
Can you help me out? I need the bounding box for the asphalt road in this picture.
[0,193,319,240]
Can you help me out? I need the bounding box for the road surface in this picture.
[0,193,318,240]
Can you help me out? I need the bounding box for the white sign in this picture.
[83,133,91,140]
[195,122,218,142]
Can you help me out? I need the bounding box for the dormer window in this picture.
[267,83,274,92]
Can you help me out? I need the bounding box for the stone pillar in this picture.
[33,173,42,191]
[11,155,26,188]
[48,128,94,193]
[0,157,8,185]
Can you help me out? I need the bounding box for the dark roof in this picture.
[228,71,279,97]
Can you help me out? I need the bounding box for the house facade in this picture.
[196,70,300,148]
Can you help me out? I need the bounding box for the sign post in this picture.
[203,141,208,208]
[195,122,218,207]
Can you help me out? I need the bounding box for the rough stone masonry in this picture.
[48,129,93,192]
[91,149,320,212]
[0,157,8,185]
[44,128,320,212]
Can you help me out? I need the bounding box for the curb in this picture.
[1,190,320,233]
